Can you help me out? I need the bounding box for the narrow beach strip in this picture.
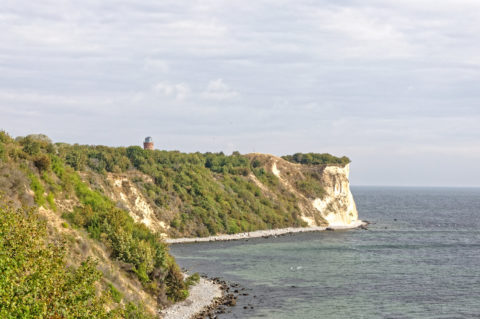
[160,277,222,319]
[166,220,365,244]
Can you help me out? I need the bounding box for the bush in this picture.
[165,262,189,301]
[0,144,5,162]
[108,283,123,303]
[46,192,57,211]
[34,154,51,172]
[0,130,13,143]
[123,302,156,319]
[21,136,41,156]
[185,273,200,287]
[28,172,45,207]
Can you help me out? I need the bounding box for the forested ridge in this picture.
[0,130,349,317]
[55,142,349,237]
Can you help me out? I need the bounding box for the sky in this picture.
[1,0,480,187]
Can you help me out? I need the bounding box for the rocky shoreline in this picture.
[166,220,365,244]
[191,277,243,319]
[161,275,242,319]
[163,221,368,318]
[160,276,222,319]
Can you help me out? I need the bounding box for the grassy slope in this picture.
[0,132,195,318]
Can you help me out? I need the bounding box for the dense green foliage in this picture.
[0,198,157,319]
[282,153,350,166]
[0,131,191,316]
[60,173,185,300]
[0,130,347,316]
[0,132,344,239]
[53,157,187,302]
[55,145,307,237]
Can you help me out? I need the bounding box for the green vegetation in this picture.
[53,167,187,300]
[0,130,348,317]
[108,284,123,303]
[27,172,46,207]
[0,197,156,319]
[0,132,344,239]
[185,273,201,287]
[282,152,350,166]
[295,172,327,199]
[55,145,306,237]
[0,131,192,317]
[50,144,347,237]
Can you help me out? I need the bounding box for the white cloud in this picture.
[314,7,414,58]
[2,0,480,185]
[201,78,238,100]
[0,90,114,110]
[153,82,190,100]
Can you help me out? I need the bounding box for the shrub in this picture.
[123,302,156,319]
[185,273,200,287]
[165,261,189,301]
[46,192,57,211]
[34,154,51,172]
[0,144,5,162]
[28,172,45,207]
[0,130,13,143]
[21,136,41,156]
[108,283,123,303]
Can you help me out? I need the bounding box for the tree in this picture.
[22,136,41,155]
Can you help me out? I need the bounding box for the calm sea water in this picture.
[170,187,480,318]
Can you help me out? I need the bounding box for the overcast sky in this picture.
[1,0,480,186]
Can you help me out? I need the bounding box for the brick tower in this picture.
[143,136,154,150]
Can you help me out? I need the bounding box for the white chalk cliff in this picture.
[86,153,360,237]
[311,164,358,227]
[247,154,359,228]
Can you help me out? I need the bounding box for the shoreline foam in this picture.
[166,220,364,244]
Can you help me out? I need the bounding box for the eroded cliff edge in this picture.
[247,154,359,228]
[0,133,360,318]
[84,152,360,238]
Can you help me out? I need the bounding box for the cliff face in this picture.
[311,165,358,226]
[90,153,360,237]
[247,154,359,228]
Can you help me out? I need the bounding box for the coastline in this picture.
[162,220,366,318]
[160,277,222,319]
[166,220,365,244]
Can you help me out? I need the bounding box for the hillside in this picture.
[0,131,359,317]
[49,142,358,238]
[0,132,196,318]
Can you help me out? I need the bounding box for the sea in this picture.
[170,186,480,318]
